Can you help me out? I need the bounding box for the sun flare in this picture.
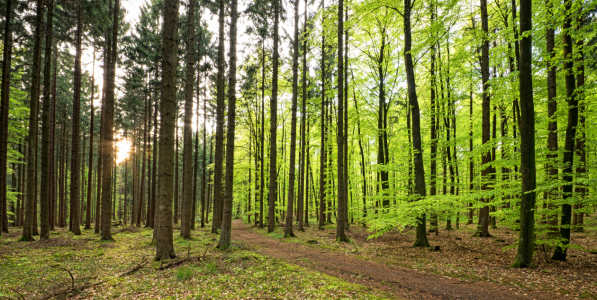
[115,138,131,164]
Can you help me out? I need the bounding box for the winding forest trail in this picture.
[231,220,553,300]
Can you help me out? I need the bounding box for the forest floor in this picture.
[0,224,388,299]
[0,218,594,299]
[243,219,597,299]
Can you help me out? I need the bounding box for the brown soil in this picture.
[231,220,555,300]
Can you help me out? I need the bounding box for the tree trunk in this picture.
[138,97,148,226]
[211,0,225,234]
[552,0,578,261]
[476,0,491,237]
[318,0,327,231]
[335,0,348,242]
[217,0,238,249]
[21,0,45,241]
[0,0,13,235]
[155,0,179,261]
[512,0,536,267]
[85,51,96,230]
[284,0,300,238]
[201,69,207,228]
[101,0,120,240]
[544,0,558,234]
[268,0,280,233]
[181,0,195,238]
[404,0,429,247]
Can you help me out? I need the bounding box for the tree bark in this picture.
[21,0,45,241]
[101,0,120,240]
[512,0,536,268]
[155,0,179,261]
[217,0,238,249]
[552,0,577,261]
[0,0,13,235]
[335,0,348,242]
[268,0,280,233]
[404,0,429,247]
[476,0,491,237]
[181,0,196,238]
[69,1,83,236]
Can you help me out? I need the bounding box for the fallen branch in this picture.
[5,287,25,300]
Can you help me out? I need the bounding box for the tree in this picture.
[476,0,491,238]
[512,0,535,268]
[552,0,578,262]
[268,0,280,233]
[155,0,179,261]
[218,0,239,250]
[0,0,13,236]
[284,0,300,238]
[181,0,196,239]
[335,0,347,242]
[403,0,429,248]
[101,0,120,241]
[211,0,226,234]
[70,0,83,236]
[21,0,45,242]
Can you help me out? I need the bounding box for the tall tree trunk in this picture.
[404,0,429,247]
[201,69,207,228]
[155,0,179,260]
[211,0,225,234]
[259,40,265,229]
[50,51,58,230]
[217,0,238,249]
[284,0,300,238]
[544,0,558,234]
[512,0,536,267]
[0,0,13,235]
[335,0,347,242]
[476,0,491,237]
[174,109,180,224]
[181,0,196,237]
[573,12,585,232]
[298,1,308,231]
[318,0,327,231]
[101,0,120,240]
[552,0,578,261]
[69,1,83,236]
[268,0,280,233]
[21,0,45,241]
[150,99,158,227]
[85,51,96,230]
[138,97,148,226]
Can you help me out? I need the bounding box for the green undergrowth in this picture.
[0,224,386,299]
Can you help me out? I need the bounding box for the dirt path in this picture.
[231,220,553,300]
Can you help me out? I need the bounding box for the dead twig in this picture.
[6,287,25,300]
[51,265,75,289]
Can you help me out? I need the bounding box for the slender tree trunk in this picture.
[201,69,207,228]
[138,97,148,226]
[552,0,578,261]
[404,0,429,247]
[155,0,179,260]
[512,0,536,267]
[217,0,238,249]
[101,0,120,240]
[174,110,180,224]
[21,0,45,241]
[181,0,196,237]
[0,0,14,235]
[476,0,491,237]
[298,2,308,231]
[284,0,300,238]
[318,0,327,231]
[335,0,347,241]
[259,40,265,229]
[573,13,585,232]
[69,3,83,236]
[211,0,225,234]
[85,52,96,229]
[268,0,280,233]
[544,0,558,234]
